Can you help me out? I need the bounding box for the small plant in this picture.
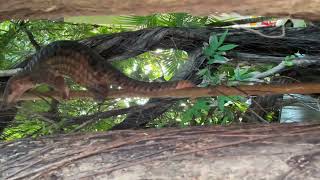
[203,30,238,64]
[283,54,296,66]
[180,30,247,126]
[198,30,240,86]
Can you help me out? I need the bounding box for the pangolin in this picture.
[1,40,194,108]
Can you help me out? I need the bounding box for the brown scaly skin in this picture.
[1,40,194,108]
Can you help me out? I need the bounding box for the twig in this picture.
[247,108,269,124]
[18,21,41,51]
[237,25,286,39]
[251,59,318,80]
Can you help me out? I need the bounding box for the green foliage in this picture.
[114,13,253,29]
[203,30,238,64]
[113,49,188,82]
[150,30,254,128]
[265,111,276,122]
[231,66,257,81]
[283,52,304,67]
[178,30,248,127]
[199,31,241,87]
[1,100,52,140]
[0,20,117,69]
[1,14,283,141]
[115,13,209,28]
[181,98,211,126]
[283,54,296,66]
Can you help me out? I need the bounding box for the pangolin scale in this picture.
[2,40,194,107]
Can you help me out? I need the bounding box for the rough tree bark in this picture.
[1,123,320,179]
[1,0,320,21]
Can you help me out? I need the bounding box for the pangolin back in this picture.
[2,40,194,106]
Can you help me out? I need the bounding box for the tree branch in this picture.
[250,58,320,80]
[4,82,320,102]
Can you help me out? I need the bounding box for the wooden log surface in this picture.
[1,123,320,179]
[0,0,320,20]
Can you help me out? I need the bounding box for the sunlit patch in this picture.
[79,110,87,115]
[160,64,168,76]
[239,117,243,122]
[136,98,148,105]
[154,49,164,54]
[132,63,138,71]
[224,101,234,106]
[123,98,130,107]
[123,97,148,106]
[144,64,152,74]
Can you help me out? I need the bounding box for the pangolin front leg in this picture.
[53,76,70,100]
[44,74,70,100]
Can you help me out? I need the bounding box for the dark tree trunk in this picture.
[1,123,320,179]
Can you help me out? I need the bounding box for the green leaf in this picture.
[221,116,229,125]
[234,102,248,112]
[207,33,220,52]
[283,54,296,67]
[217,96,228,111]
[197,68,210,76]
[218,30,228,46]
[213,54,226,62]
[218,44,238,51]
[203,47,213,57]
[215,51,224,55]
[181,98,211,126]
[266,112,275,122]
[207,58,216,64]
[209,34,218,45]
[284,60,294,66]
[221,110,234,125]
[284,55,295,61]
[233,67,253,81]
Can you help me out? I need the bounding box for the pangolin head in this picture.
[1,74,35,109]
